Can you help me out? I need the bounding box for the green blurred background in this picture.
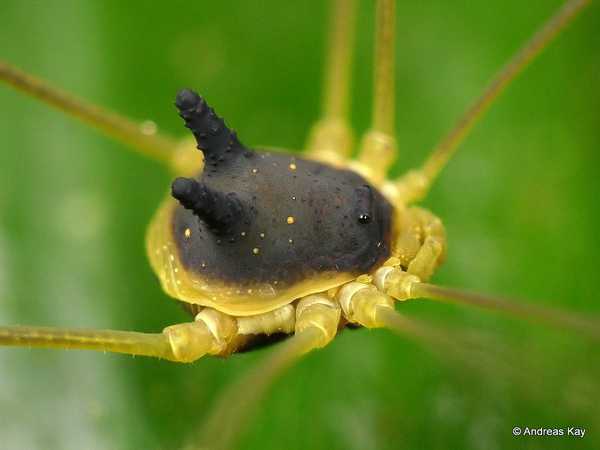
[1,1,599,449]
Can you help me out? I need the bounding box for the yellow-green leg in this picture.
[388,206,446,281]
[385,0,591,205]
[369,263,600,340]
[355,0,398,183]
[0,60,179,167]
[0,307,237,363]
[188,295,341,450]
[336,279,463,354]
[306,0,356,166]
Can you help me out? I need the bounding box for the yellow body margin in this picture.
[146,196,357,317]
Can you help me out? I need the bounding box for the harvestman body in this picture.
[0,0,597,448]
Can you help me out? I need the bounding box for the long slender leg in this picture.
[0,308,238,363]
[371,304,537,384]
[371,262,600,340]
[355,0,397,182]
[0,326,176,359]
[337,279,600,407]
[306,0,356,166]
[335,280,495,366]
[411,283,600,340]
[385,0,591,204]
[0,60,178,165]
[188,295,340,450]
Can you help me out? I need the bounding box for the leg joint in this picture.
[295,295,340,347]
[337,282,394,328]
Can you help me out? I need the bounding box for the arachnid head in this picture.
[147,89,393,315]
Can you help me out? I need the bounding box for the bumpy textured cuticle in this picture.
[170,89,394,286]
[171,177,244,235]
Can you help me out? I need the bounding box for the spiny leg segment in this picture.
[387,0,592,204]
[0,310,235,363]
[0,324,189,362]
[0,326,176,359]
[0,295,338,367]
[0,60,178,165]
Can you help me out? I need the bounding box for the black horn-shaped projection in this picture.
[175,89,249,166]
[171,177,245,235]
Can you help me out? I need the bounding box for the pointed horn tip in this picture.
[175,88,202,112]
[171,177,197,202]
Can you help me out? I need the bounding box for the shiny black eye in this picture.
[355,185,374,225]
[358,213,371,224]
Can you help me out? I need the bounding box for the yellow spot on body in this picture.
[288,238,293,244]
[273,280,278,285]
[252,247,260,255]
[174,268,179,273]
[286,216,295,224]
[176,280,182,285]
[169,254,175,262]
[184,228,191,238]
[247,289,253,294]
[289,163,297,171]
[260,232,265,238]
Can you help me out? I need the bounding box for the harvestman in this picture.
[0,0,598,448]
